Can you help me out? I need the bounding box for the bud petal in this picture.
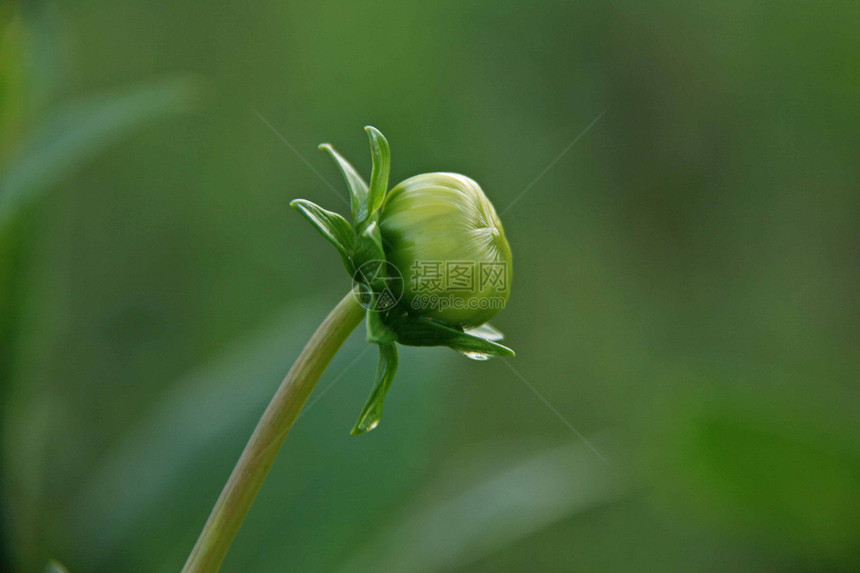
[379,173,512,328]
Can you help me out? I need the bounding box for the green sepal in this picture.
[352,220,386,283]
[289,199,355,272]
[318,143,369,225]
[351,342,398,435]
[390,316,515,357]
[366,294,398,345]
[465,323,505,342]
[365,126,390,216]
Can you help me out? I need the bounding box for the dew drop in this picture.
[462,351,492,361]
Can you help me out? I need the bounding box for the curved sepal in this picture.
[465,323,505,342]
[351,342,398,435]
[318,143,369,224]
[352,219,386,279]
[289,199,355,272]
[366,294,397,344]
[365,126,390,217]
[391,316,515,357]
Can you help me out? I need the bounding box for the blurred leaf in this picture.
[44,559,70,573]
[0,75,200,228]
[351,342,398,435]
[337,440,625,572]
[318,143,369,224]
[1,11,27,156]
[1,2,66,154]
[290,198,354,271]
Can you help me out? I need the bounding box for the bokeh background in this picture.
[2,1,859,571]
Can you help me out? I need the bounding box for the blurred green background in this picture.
[2,1,859,571]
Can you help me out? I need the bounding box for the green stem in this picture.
[182,290,365,573]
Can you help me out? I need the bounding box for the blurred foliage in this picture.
[0,75,199,227]
[2,0,859,572]
[44,560,69,573]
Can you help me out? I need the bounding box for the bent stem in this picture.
[182,290,365,573]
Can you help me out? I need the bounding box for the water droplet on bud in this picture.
[462,351,492,361]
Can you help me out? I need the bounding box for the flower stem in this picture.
[182,290,365,573]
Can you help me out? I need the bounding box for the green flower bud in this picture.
[293,130,515,435]
[379,172,512,328]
